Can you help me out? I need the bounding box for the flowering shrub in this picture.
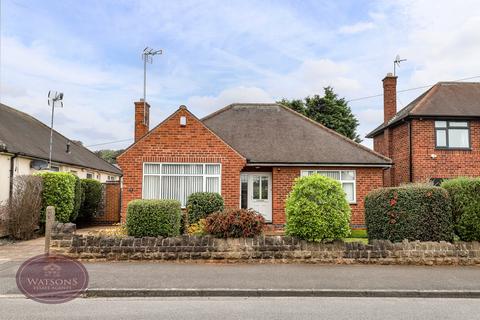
[205,208,265,238]
[365,184,453,242]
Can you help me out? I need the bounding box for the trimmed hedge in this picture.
[36,172,76,223]
[365,185,453,242]
[78,179,103,223]
[126,199,182,237]
[187,192,224,224]
[442,178,480,241]
[71,175,84,221]
[285,175,351,241]
[205,208,265,238]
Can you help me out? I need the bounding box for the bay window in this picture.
[435,121,470,149]
[300,170,356,203]
[143,163,221,207]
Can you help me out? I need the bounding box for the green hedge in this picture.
[187,192,224,224]
[285,175,351,241]
[365,185,453,242]
[71,176,84,221]
[78,179,103,223]
[442,178,480,241]
[126,199,182,237]
[36,172,76,223]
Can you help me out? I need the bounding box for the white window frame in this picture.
[300,169,356,204]
[142,163,222,207]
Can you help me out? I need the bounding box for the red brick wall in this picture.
[117,107,246,221]
[411,119,480,182]
[373,122,410,187]
[271,166,384,228]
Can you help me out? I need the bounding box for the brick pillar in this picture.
[134,100,150,142]
[383,73,397,124]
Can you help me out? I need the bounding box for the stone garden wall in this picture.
[50,234,480,266]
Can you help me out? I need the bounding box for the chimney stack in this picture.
[383,73,397,123]
[134,100,150,142]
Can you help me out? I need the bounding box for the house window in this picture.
[301,170,356,203]
[86,173,93,179]
[143,163,221,207]
[435,121,470,149]
[50,166,60,172]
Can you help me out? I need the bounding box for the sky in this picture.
[1,0,480,150]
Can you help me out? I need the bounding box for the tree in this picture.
[94,149,124,164]
[278,87,361,143]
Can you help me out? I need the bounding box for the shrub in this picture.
[365,184,453,242]
[126,199,181,237]
[442,177,480,241]
[187,219,207,236]
[78,179,103,223]
[2,176,43,240]
[285,175,351,241]
[205,208,265,238]
[187,192,224,224]
[71,176,84,221]
[36,172,76,223]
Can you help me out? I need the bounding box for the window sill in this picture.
[434,147,472,151]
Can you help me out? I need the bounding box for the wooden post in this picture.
[44,206,55,254]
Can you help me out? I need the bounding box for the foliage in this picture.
[442,178,480,241]
[0,176,43,240]
[187,219,208,236]
[71,175,84,222]
[94,149,124,164]
[285,174,351,241]
[187,192,224,224]
[349,229,368,238]
[278,87,361,142]
[77,179,103,223]
[36,172,76,223]
[365,184,453,242]
[205,208,265,238]
[126,199,181,237]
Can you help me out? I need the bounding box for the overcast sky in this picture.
[1,0,479,150]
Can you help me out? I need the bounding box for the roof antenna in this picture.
[142,47,163,125]
[394,54,407,76]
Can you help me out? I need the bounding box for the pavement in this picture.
[1,297,480,320]
[1,230,480,299]
[1,260,480,297]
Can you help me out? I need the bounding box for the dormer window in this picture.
[435,121,470,149]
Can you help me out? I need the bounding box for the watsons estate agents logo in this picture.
[16,254,89,304]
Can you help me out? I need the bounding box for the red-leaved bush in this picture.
[205,208,265,238]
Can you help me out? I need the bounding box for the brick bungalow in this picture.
[367,74,480,186]
[118,102,391,229]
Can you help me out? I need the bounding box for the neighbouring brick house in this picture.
[118,101,391,229]
[367,74,480,186]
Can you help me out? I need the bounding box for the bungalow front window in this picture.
[300,170,356,203]
[435,121,470,149]
[143,163,221,207]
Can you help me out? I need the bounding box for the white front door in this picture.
[240,172,272,222]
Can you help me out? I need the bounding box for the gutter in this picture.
[245,162,392,168]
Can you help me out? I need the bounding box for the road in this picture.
[1,297,480,319]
